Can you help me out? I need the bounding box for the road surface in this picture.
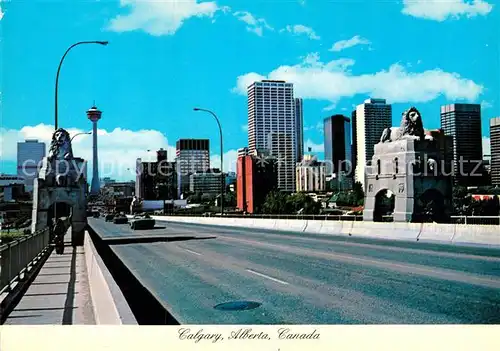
[88,218,500,324]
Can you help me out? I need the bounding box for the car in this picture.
[129,213,155,230]
[92,211,100,218]
[105,213,115,222]
[113,215,128,224]
[130,217,155,230]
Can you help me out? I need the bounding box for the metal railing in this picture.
[0,218,70,294]
[164,212,364,221]
[449,216,500,225]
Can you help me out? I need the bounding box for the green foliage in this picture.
[452,186,500,216]
[334,181,365,207]
[261,191,321,215]
[262,191,290,214]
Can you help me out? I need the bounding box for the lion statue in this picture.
[48,128,74,160]
[380,107,431,143]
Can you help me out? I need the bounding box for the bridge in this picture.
[1,214,500,324]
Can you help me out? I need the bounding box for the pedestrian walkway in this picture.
[3,230,95,324]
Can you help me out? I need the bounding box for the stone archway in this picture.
[373,189,395,222]
[32,185,87,246]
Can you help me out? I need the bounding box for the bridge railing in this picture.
[0,218,70,294]
[449,216,500,225]
[168,213,364,221]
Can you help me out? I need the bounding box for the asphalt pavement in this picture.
[88,218,500,324]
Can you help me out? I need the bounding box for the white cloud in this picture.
[481,100,493,109]
[233,11,274,36]
[304,139,324,153]
[233,53,483,105]
[0,0,4,21]
[282,24,320,40]
[329,35,371,52]
[210,149,239,172]
[1,124,175,181]
[107,0,220,36]
[483,136,491,157]
[0,124,238,181]
[402,0,493,21]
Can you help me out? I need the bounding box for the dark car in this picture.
[113,215,128,224]
[130,217,155,230]
[92,211,100,218]
[105,213,115,222]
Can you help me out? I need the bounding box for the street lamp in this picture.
[70,131,92,143]
[55,41,109,130]
[193,107,224,216]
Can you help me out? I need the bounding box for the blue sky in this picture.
[1,0,498,180]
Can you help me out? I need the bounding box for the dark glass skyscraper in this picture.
[324,115,352,177]
[440,104,483,186]
[295,98,304,163]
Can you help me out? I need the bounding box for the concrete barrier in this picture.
[350,222,421,241]
[452,225,500,246]
[319,221,344,235]
[416,223,455,244]
[84,231,137,325]
[151,216,498,247]
[304,220,323,233]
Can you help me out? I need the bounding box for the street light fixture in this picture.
[55,41,109,130]
[193,107,224,216]
[70,131,92,143]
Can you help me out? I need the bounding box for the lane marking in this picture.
[184,249,202,256]
[245,269,289,285]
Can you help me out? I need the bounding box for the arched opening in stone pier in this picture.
[414,189,446,223]
[47,202,73,228]
[373,189,395,222]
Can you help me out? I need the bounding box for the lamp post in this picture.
[55,41,108,130]
[70,131,92,143]
[193,108,224,216]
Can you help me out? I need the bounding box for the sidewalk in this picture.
[3,230,96,325]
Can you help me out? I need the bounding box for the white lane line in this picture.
[245,269,289,285]
[184,249,202,256]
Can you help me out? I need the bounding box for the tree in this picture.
[262,191,290,214]
[287,193,321,215]
[452,186,472,215]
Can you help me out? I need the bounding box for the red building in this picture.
[237,151,277,214]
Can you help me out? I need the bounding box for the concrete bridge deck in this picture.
[3,232,95,325]
[88,217,500,324]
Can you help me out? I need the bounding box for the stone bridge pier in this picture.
[31,128,88,246]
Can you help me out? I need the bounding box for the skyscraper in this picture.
[490,117,500,186]
[324,115,352,176]
[87,104,102,196]
[248,80,296,192]
[440,104,483,186]
[295,98,304,163]
[176,139,210,197]
[354,98,392,189]
[351,110,357,178]
[17,139,46,192]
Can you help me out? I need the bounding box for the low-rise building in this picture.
[0,174,25,202]
[190,169,223,196]
[296,155,327,192]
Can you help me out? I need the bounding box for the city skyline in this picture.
[1,1,498,181]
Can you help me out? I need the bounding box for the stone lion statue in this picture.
[48,128,74,160]
[380,107,431,143]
